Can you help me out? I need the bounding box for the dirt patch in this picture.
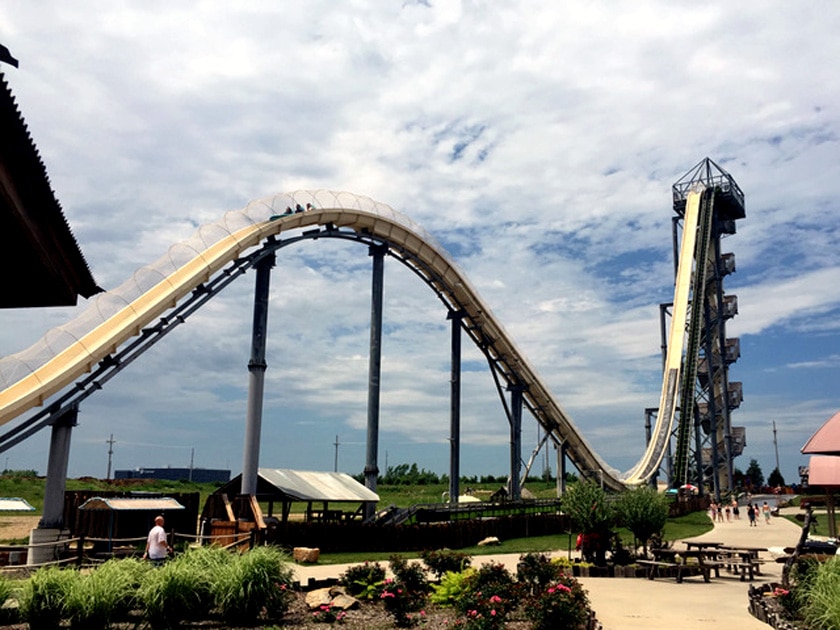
[0,515,39,542]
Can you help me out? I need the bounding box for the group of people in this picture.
[281,203,316,215]
[709,499,773,526]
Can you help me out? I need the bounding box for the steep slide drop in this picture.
[621,188,707,485]
[0,190,703,489]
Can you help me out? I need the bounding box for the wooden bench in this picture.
[724,560,759,581]
[637,559,675,580]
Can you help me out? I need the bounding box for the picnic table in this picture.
[683,541,723,551]
[638,548,723,583]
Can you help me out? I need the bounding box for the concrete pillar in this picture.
[30,407,77,565]
[40,407,78,529]
[447,310,463,503]
[364,244,387,520]
[241,254,274,496]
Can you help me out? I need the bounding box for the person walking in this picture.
[143,515,171,565]
[762,501,772,524]
[747,503,757,527]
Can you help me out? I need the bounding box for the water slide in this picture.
[0,189,707,490]
[622,188,706,485]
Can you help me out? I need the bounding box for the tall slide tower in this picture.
[659,158,746,497]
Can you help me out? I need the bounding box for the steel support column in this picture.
[447,310,463,503]
[364,244,387,520]
[508,384,524,501]
[40,406,78,528]
[241,254,275,496]
[557,440,567,496]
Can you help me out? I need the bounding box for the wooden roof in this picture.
[0,68,99,307]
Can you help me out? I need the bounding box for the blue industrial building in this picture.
[114,467,230,483]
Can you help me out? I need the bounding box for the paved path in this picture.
[293,498,806,629]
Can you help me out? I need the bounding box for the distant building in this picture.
[114,467,230,483]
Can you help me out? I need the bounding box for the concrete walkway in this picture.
[292,498,807,629]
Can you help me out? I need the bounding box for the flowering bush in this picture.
[455,592,508,630]
[454,563,519,630]
[516,552,562,596]
[311,603,347,624]
[525,576,591,630]
[381,578,426,627]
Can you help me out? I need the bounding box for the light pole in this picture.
[106,434,115,480]
[773,421,780,473]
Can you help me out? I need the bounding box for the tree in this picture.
[745,458,765,489]
[561,480,613,565]
[767,467,786,488]
[615,486,669,557]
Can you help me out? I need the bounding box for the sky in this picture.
[1,1,839,487]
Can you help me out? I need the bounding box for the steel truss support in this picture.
[448,310,463,503]
[508,383,525,501]
[364,244,387,520]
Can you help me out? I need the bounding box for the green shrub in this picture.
[804,557,840,629]
[0,573,19,625]
[213,545,294,625]
[430,568,475,607]
[420,548,472,578]
[525,575,591,630]
[140,554,212,629]
[339,561,386,599]
[66,557,151,629]
[20,566,79,630]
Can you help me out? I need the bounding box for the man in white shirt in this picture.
[143,515,171,565]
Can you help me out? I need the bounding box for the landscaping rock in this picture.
[477,536,500,546]
[305,586,360,611]
[294,546,321,563]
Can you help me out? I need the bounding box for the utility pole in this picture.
[106,434,115,480]
[773,420,780,473]
[333,435,340,472]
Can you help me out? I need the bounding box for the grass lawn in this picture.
[317,510,714,565]
[0,475,714,563]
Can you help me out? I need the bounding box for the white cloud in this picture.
[1,1,839,483]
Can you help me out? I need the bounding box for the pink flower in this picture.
[491,610,497,616]
[489,594,502,603]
